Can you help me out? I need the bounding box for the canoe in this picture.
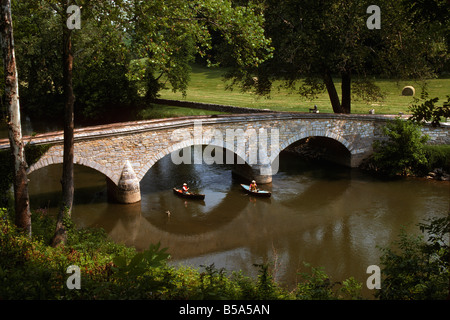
[240,184,271,197]
[173,188,205,200]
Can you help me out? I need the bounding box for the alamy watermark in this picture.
[366,5,381,30]
[65,264,382,290]
[366,265,381,290]
[169,120,280,175]
[65,4,381,31]
[66,5,81,30]
[66,265,81,290]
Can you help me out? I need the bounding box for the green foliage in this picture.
[376,216,449,300]
[11,0,64,119]
[295,263,363,300]
[112,243,169,279]
[195,263,232,300]
[254,263,288,300]
[370,118,429,176]
[409,93,450,127]
[422,145,450,173]
[247,0,449,113]
[8,0,271,122]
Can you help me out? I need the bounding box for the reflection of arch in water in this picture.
[140,151,250,235]
[273,149,352,211]
[143,188,249,235]
[277,178,351,211]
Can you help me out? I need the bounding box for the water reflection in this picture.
[27,149,450,298]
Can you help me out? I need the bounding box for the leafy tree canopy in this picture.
[5,0,272,121]
[247,0,449,114]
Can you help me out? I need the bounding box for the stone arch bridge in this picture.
[1,112,448,203]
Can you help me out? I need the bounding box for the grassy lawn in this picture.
[159,64,450,115]
[137,103,227,119]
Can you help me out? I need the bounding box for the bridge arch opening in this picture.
[280,136,352,167]
[139,145,249,231]
[27,156,117,184]
[27,163,110,211]
[139,143,264,185]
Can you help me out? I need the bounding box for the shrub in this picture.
[376,216,449,300]
[295,263,363,300]
[422,145,450,173]
[369,118,429,177]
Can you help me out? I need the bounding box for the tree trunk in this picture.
[0,0,31,237]
[323,69,344,113]
[341,71,351,114]
[448,209,450,300]
[51,9,75,247]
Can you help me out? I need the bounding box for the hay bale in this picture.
[402,86,415,96]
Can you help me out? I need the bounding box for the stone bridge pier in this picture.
[106,161,141,203]
[232,163,274,184]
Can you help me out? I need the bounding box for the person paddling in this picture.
[182,183,189,194]
[249,180,258,192]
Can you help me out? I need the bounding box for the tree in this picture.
[401,0,450,74]
[125,0,273,102]
[11,0,138,122]
[11,1,64,120]
[0,0,31,236]
[247,0,449,114]
[49,0,76,246]
[11,1,272,122]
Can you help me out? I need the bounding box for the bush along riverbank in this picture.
[359,118,450,180]
[422,145,450,181]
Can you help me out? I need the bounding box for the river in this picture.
[25,145,450,298]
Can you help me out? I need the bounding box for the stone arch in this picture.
[27,153,117,184]
[136,137,250,182]
[268,130,354,166]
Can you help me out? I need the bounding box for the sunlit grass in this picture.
[159,64,450,115]
[137,103,227,119]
